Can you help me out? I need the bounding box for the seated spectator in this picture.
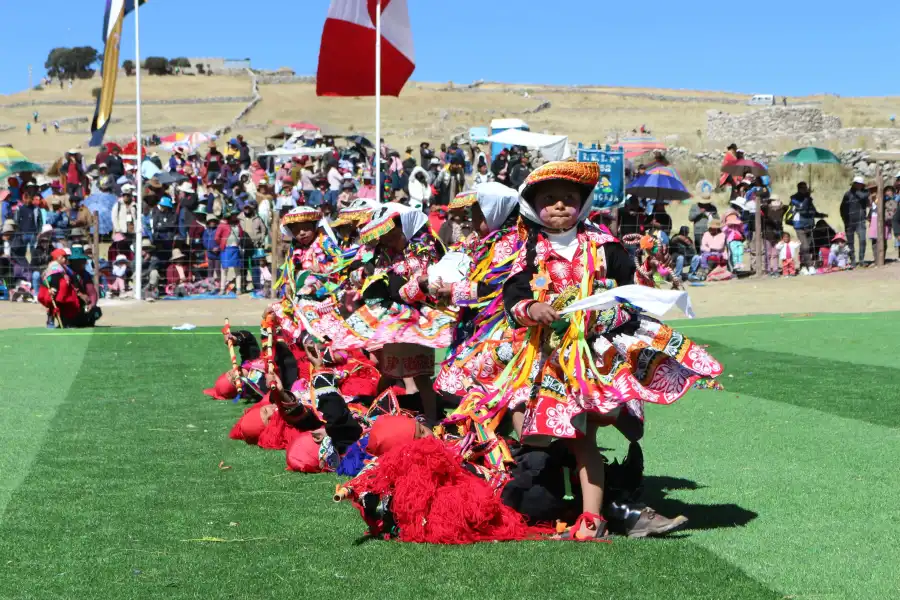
[700,219,727,270]
[136,238,162,299]
[827,232,851,270]
[668,226,701,281]
[108,255,130,297]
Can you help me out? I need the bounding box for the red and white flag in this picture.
[316,0,415,97]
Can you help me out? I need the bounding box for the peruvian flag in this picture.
[316,0,415,97]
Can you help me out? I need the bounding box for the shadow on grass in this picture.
[643,475,759,531]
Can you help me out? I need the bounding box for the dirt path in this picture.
[4,264,900,330]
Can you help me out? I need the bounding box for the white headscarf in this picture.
[517,180,594,229]
[476,182,519,232]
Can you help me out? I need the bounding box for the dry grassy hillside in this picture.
[1,74,894,257]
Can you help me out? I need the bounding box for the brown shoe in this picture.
[626,507,688,538]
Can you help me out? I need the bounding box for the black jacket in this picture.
[840,188,869,225]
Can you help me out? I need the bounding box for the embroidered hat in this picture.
[519,160,599,204]
[281,206,322,226]
[448,190,477,210]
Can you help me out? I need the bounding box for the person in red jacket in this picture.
[214,209,245,293]
[37,248,81,328]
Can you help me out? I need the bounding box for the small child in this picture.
[108,255,129,296]
[828,232,851,269]
[723,212,745,270]
[775,232,801,276]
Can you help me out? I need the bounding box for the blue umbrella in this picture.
[82,192,117,235]
[626,173,692,202]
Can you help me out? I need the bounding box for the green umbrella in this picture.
[0,160,44,178]
[780,146,842,190]
[780,147,841,165]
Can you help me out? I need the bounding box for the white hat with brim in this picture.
[853,176,866,185]
[115,254,128,263]
[177,182,195,194]
[39,224,53,236]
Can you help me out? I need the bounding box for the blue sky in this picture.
[0,0,891,97]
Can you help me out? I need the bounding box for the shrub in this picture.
[123,60,135,76]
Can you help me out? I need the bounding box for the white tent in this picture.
[485,129,571,161]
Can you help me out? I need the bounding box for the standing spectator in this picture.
[63,150,85,197]
[508,154,533,190]
[0,190,14,224]
[106,145,125,180]
[840,176,870,267]
[426,157,441,186]
[789,181,826,271]
[111,184,138,237]
[204,141,224,182]
[168,147,186,172]
[491,148,509,183]
[176,182,199,238]
[238,136,252,170]
[433,159,465,207]
[135,238,161,299]
[688,197,719,252]
[225,139,240,162]
[760,195,785,275]
[239,201,266,291]
[202,215,221,288]
[15,187,43,257]
[473,163,494,186]
[618,196,645,237]
[326,160,342,209]
[150,196,178,261]
[408,166,432,209]
[276,178,298,214]
[419,142,434,166]
[215,209,245,293]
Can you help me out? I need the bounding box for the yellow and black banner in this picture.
[90,0,145,147]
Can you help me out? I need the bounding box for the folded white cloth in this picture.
[557,284,695,319]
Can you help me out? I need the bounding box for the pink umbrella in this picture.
[721,159,768,177]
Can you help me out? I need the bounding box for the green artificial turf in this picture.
[0,314,897,599]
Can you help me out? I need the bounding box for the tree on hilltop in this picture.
[123,60,135,76]
[144,57,170,76]
[45,46,100,80]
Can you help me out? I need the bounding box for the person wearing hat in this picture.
[188,205,209,240]
[106,144,125,179]
[107,254,130,297]
[137,238,162,299]
[176,181,199,238]
[1,219,20,281]
[168,146,186,172]
[44,196,69,241]
[214,208,246,294]
[468,161,716,539]
[151,196,178,261]
[67,245,102,325]
[840,175,870,267]
[699,217,727,270]
[112,184,138,238]
[432,156,466,207]
[200,212,221,288]
[36,248,77,328]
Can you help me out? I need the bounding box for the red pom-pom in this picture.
[347,437,541,544]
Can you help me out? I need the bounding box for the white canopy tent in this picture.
[485,129,571,161]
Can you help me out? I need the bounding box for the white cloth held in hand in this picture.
[557,284,696,319]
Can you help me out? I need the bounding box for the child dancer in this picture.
[458,161,721,539]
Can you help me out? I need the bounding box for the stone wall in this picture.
[707,107,843,142]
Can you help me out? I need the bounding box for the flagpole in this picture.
[374,0,381,201]
[134,0,144,300]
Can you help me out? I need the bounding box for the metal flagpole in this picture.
[134,0,144,299]
[374,0,381,202]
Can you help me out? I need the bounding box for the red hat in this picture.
[203,372,238,400]
[286,431,322,472]
[50,248,67,261]
[366,415,416,457]
[228,402,267,444]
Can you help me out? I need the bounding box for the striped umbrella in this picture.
[0,146,29,167]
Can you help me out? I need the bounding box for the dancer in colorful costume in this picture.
[432,182,522,398]
[325,203,455,421]
[448,161,722,539]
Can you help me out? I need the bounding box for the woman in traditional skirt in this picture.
[328,203,456,421]
[452,161,722,539]
[433,182,522,399]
